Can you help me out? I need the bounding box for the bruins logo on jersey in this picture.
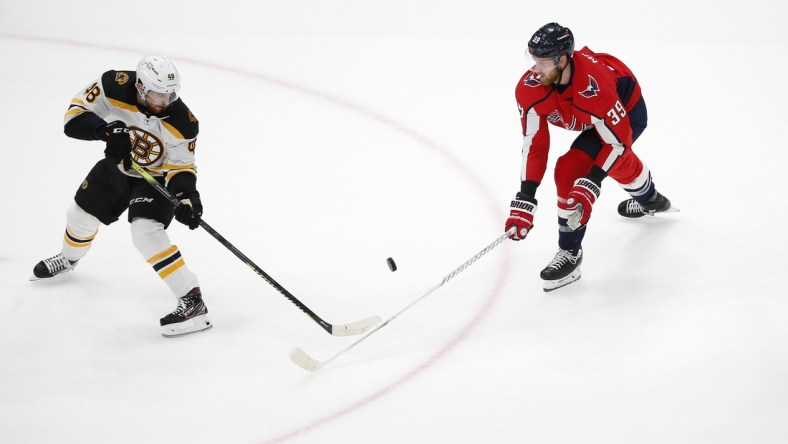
[128,127,165,167]
[115,72,129,86]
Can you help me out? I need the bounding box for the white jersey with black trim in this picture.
[64,70,199,186]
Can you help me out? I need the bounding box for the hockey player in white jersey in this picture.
[32,55,211,338]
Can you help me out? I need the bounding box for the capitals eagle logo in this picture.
[523,72,540,87]
[579,75,600,98]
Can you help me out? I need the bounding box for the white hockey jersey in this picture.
[64,70,199,187]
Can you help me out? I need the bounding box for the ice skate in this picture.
[540,248,582,292]
[617,191,676,218]
[30,253,78,281]
[160,287,212,338]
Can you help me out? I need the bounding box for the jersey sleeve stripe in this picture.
[161,120,186,139]
[64,108,88,119]
[590,115,626,171]
[106,97,138,112]
[520,107,541,181]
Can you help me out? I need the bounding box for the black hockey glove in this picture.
[174,191,203,230]
[99,121,132,171]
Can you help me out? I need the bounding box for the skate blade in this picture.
[543,269,581,292]
[161,314,213,338]
[648,206,680,216]
[29,269,74,281]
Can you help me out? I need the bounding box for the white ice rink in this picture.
[1,1,786,443]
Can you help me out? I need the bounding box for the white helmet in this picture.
[136,55,180,105]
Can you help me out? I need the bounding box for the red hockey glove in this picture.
[505,192,537,240]
[560,177,601,230]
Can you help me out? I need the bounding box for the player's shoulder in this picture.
[571,49,619,102]
[517,69,542,89]
[162,99,199,140]
[515,70,550,105]
[573,47,627,79]
[572,48,607,74]
[99,70,138,105]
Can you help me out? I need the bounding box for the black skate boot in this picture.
[30,253,78,281]
[160,287,213,338]
[618,191,672,218]
[540,248,582,292]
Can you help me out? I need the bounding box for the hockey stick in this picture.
[289,227,515,371]
[130,161,381,336]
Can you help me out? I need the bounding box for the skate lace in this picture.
[173,296,193,315]
[172,292,202,316]
[43,254,71,273]
[546,249,578,270]
[625,199,644,214]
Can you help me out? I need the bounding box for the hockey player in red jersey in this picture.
[504,23,673,291]
[31,55,212,337]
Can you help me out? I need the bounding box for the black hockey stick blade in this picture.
[130,161,380,337]
[289,228,514,371]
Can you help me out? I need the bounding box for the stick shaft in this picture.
[293,228,515,370]
[131,162,337,334]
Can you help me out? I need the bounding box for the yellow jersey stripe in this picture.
[158,258,185,279]
[161,120,185,139]
[147,245,178,264]
[64,108,88,119]
[162,164,196,170]
[64,235,91,248]
[107,97,139,112]
[67,227,98,241]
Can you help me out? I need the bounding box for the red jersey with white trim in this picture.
[515,46,642,185]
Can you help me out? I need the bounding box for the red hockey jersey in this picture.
[515,46,642,185]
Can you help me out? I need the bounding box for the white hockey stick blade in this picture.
[289,347,323,372]
[330,315,382,336]
[288,229,515,372]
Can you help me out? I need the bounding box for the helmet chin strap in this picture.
[136,82,147,107]
[553,55,566,85]
[135,81,162,114]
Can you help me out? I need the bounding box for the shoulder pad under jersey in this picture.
[101,70,138,107]
[162,99,199,140]
[516,71,553,109]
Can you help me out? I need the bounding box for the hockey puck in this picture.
[386,257,397,272]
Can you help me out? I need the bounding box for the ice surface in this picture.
[1,1,786,443]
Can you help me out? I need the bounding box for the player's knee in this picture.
[66,202,101,233]
[130,217,168,257]
[609,153,645,186]
[555,150,593,197]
